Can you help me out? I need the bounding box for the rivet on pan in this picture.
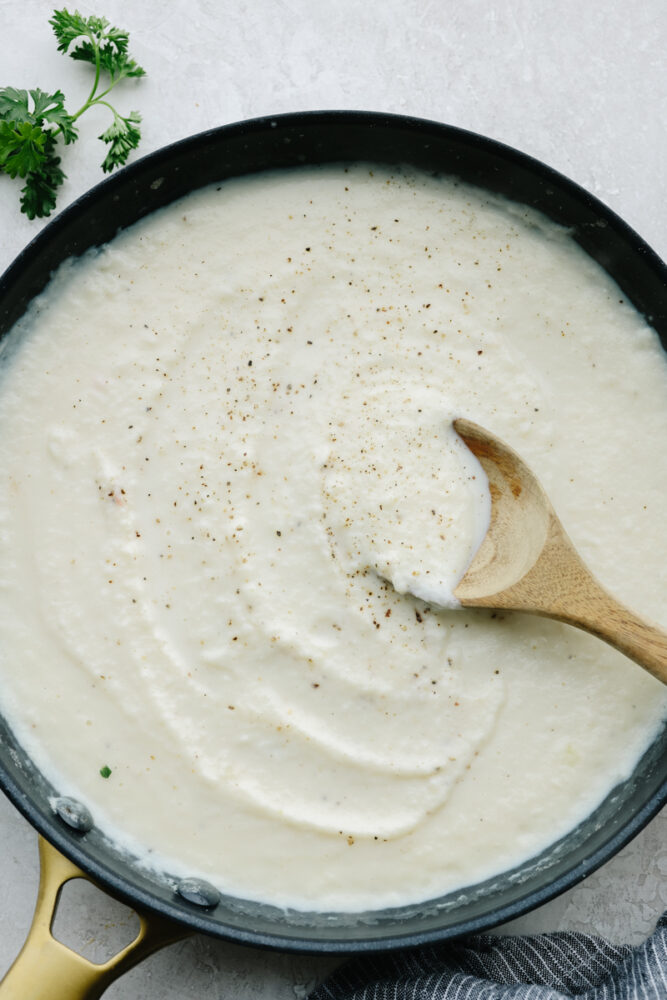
[176,877,221,908]
[53,796,93,833]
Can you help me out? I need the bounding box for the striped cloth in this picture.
[309,913,667,999]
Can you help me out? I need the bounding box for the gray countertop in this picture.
[0,1,665,995]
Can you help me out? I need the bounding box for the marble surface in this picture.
[0,0,665,995]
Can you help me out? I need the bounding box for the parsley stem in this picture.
[70,82,125,125]
[92,77,127,102]
[95,99,120,118]
[69,102,91,123]
[82,31,102,108]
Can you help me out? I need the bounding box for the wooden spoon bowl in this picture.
[453,419,667,685]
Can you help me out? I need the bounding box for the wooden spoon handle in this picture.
[549,569,667,686]
[474,517,667,685]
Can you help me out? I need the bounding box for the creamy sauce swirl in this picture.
[0,166,664,911]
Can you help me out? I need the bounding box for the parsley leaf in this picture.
[99,110,141,172]
[49,10,145,81]
[0,121,47,178]
[50,9,104,54]
[20,136,65,219]
[0,88,33,121]
[0,8,145,218]
[30,88,78,143]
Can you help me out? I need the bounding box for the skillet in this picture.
[0,111,665,987]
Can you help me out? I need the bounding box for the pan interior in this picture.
[0,111,665,950]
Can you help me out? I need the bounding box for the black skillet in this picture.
[0,113,665,982]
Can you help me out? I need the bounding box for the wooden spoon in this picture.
[452,418,667,685]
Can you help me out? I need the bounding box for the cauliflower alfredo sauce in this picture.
[0,165,665,913]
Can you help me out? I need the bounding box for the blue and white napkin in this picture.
[310,912,667,999]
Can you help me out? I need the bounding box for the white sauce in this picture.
[0,165,665,912]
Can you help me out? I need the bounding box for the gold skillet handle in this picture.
[0,836,191,1000]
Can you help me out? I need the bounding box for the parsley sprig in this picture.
[0,9,145,219]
